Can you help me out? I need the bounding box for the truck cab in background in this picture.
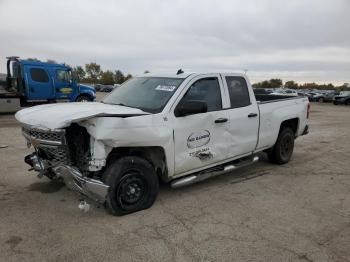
[0,57,96,112]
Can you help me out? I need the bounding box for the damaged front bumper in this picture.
[25,153,109,203]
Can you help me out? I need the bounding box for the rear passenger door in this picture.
[24,66,54,100]
[221,74,259,157]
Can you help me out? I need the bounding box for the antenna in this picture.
[243,69,248,75]
[177,69,184,75]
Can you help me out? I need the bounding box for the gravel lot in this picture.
[0,101,349,262]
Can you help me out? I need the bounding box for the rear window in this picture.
[225,76,251,108]
[30,68,49,83]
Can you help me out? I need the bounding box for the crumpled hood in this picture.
[15,102,149,130]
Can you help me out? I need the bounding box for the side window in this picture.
[56,70,71,83]
[180,77,222,112]
[226,76,251,108]
[30,68,49,83]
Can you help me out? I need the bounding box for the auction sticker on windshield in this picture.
[155,85,177,92]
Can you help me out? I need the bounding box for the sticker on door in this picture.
[187,130,210,149]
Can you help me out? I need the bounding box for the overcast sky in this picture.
[0,0,349,84]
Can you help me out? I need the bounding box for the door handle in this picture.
[215,118,228,123]
[248,113,258,118]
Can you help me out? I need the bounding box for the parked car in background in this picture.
[310,91,337,102]
[333,91,350,105]
[101,85,114,92]
[253,88,270,95]
[270,89,298,97]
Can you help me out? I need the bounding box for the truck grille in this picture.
[37,145,72,166]
[22,127,65,144]
[22,126,71,167]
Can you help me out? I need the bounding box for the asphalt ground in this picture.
[0,100,349,262]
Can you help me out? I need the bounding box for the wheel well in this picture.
[106,147,168,181]
[280,118,299,136]
[76,93,94,101]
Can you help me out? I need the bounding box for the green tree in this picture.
[72,66,86,82]
[284,80,298,89]
[269,79,283,88]
[100,70,115,85]
[125,73,133,81]
[114,70,125,84]
[85,62,102,84]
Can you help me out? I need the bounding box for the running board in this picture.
[171,156,259,188]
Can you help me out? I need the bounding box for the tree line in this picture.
[72,63,133,85]
[252,79,350,91]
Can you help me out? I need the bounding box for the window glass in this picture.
[103,77,184,113]
[30,68,49,83]
[226,76,250,108]
[56,70,71,83]
[181,77,222,112]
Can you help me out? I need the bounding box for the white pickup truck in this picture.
[16,72,310,215]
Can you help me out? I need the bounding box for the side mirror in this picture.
[175,100,207,117]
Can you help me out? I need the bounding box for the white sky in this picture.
[0,0,349,84]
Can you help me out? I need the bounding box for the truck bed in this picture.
[255,94,301,103]
[255,95,309,151]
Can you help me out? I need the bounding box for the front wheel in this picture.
[103,156,159,216]
[318,97,324,103]
[268,127,295,165]
[76,95,92,102]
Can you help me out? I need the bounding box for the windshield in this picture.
[340,91,350,96]
[103,77,185,113]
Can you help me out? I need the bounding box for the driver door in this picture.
[54,68,73,99]
[171,74,230,175]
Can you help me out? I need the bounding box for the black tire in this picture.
[345,99,350,106]
[333,101,338,105]
[76,95,92,102]
[318,97,324,103]
[103,156,159,216]
[268,127,295,165]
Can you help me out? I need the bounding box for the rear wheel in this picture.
[268,127,295,165]
[318,97,324,103]
[103,156,159,216]
[345,99,350,105]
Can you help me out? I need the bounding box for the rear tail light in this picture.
[307,103,310,119]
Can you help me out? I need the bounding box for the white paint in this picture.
[15,102,149,130]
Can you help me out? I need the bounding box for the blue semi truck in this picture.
[0,57,96,112]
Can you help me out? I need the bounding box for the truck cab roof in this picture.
[140,72,246,79]
[18,59,69,69]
